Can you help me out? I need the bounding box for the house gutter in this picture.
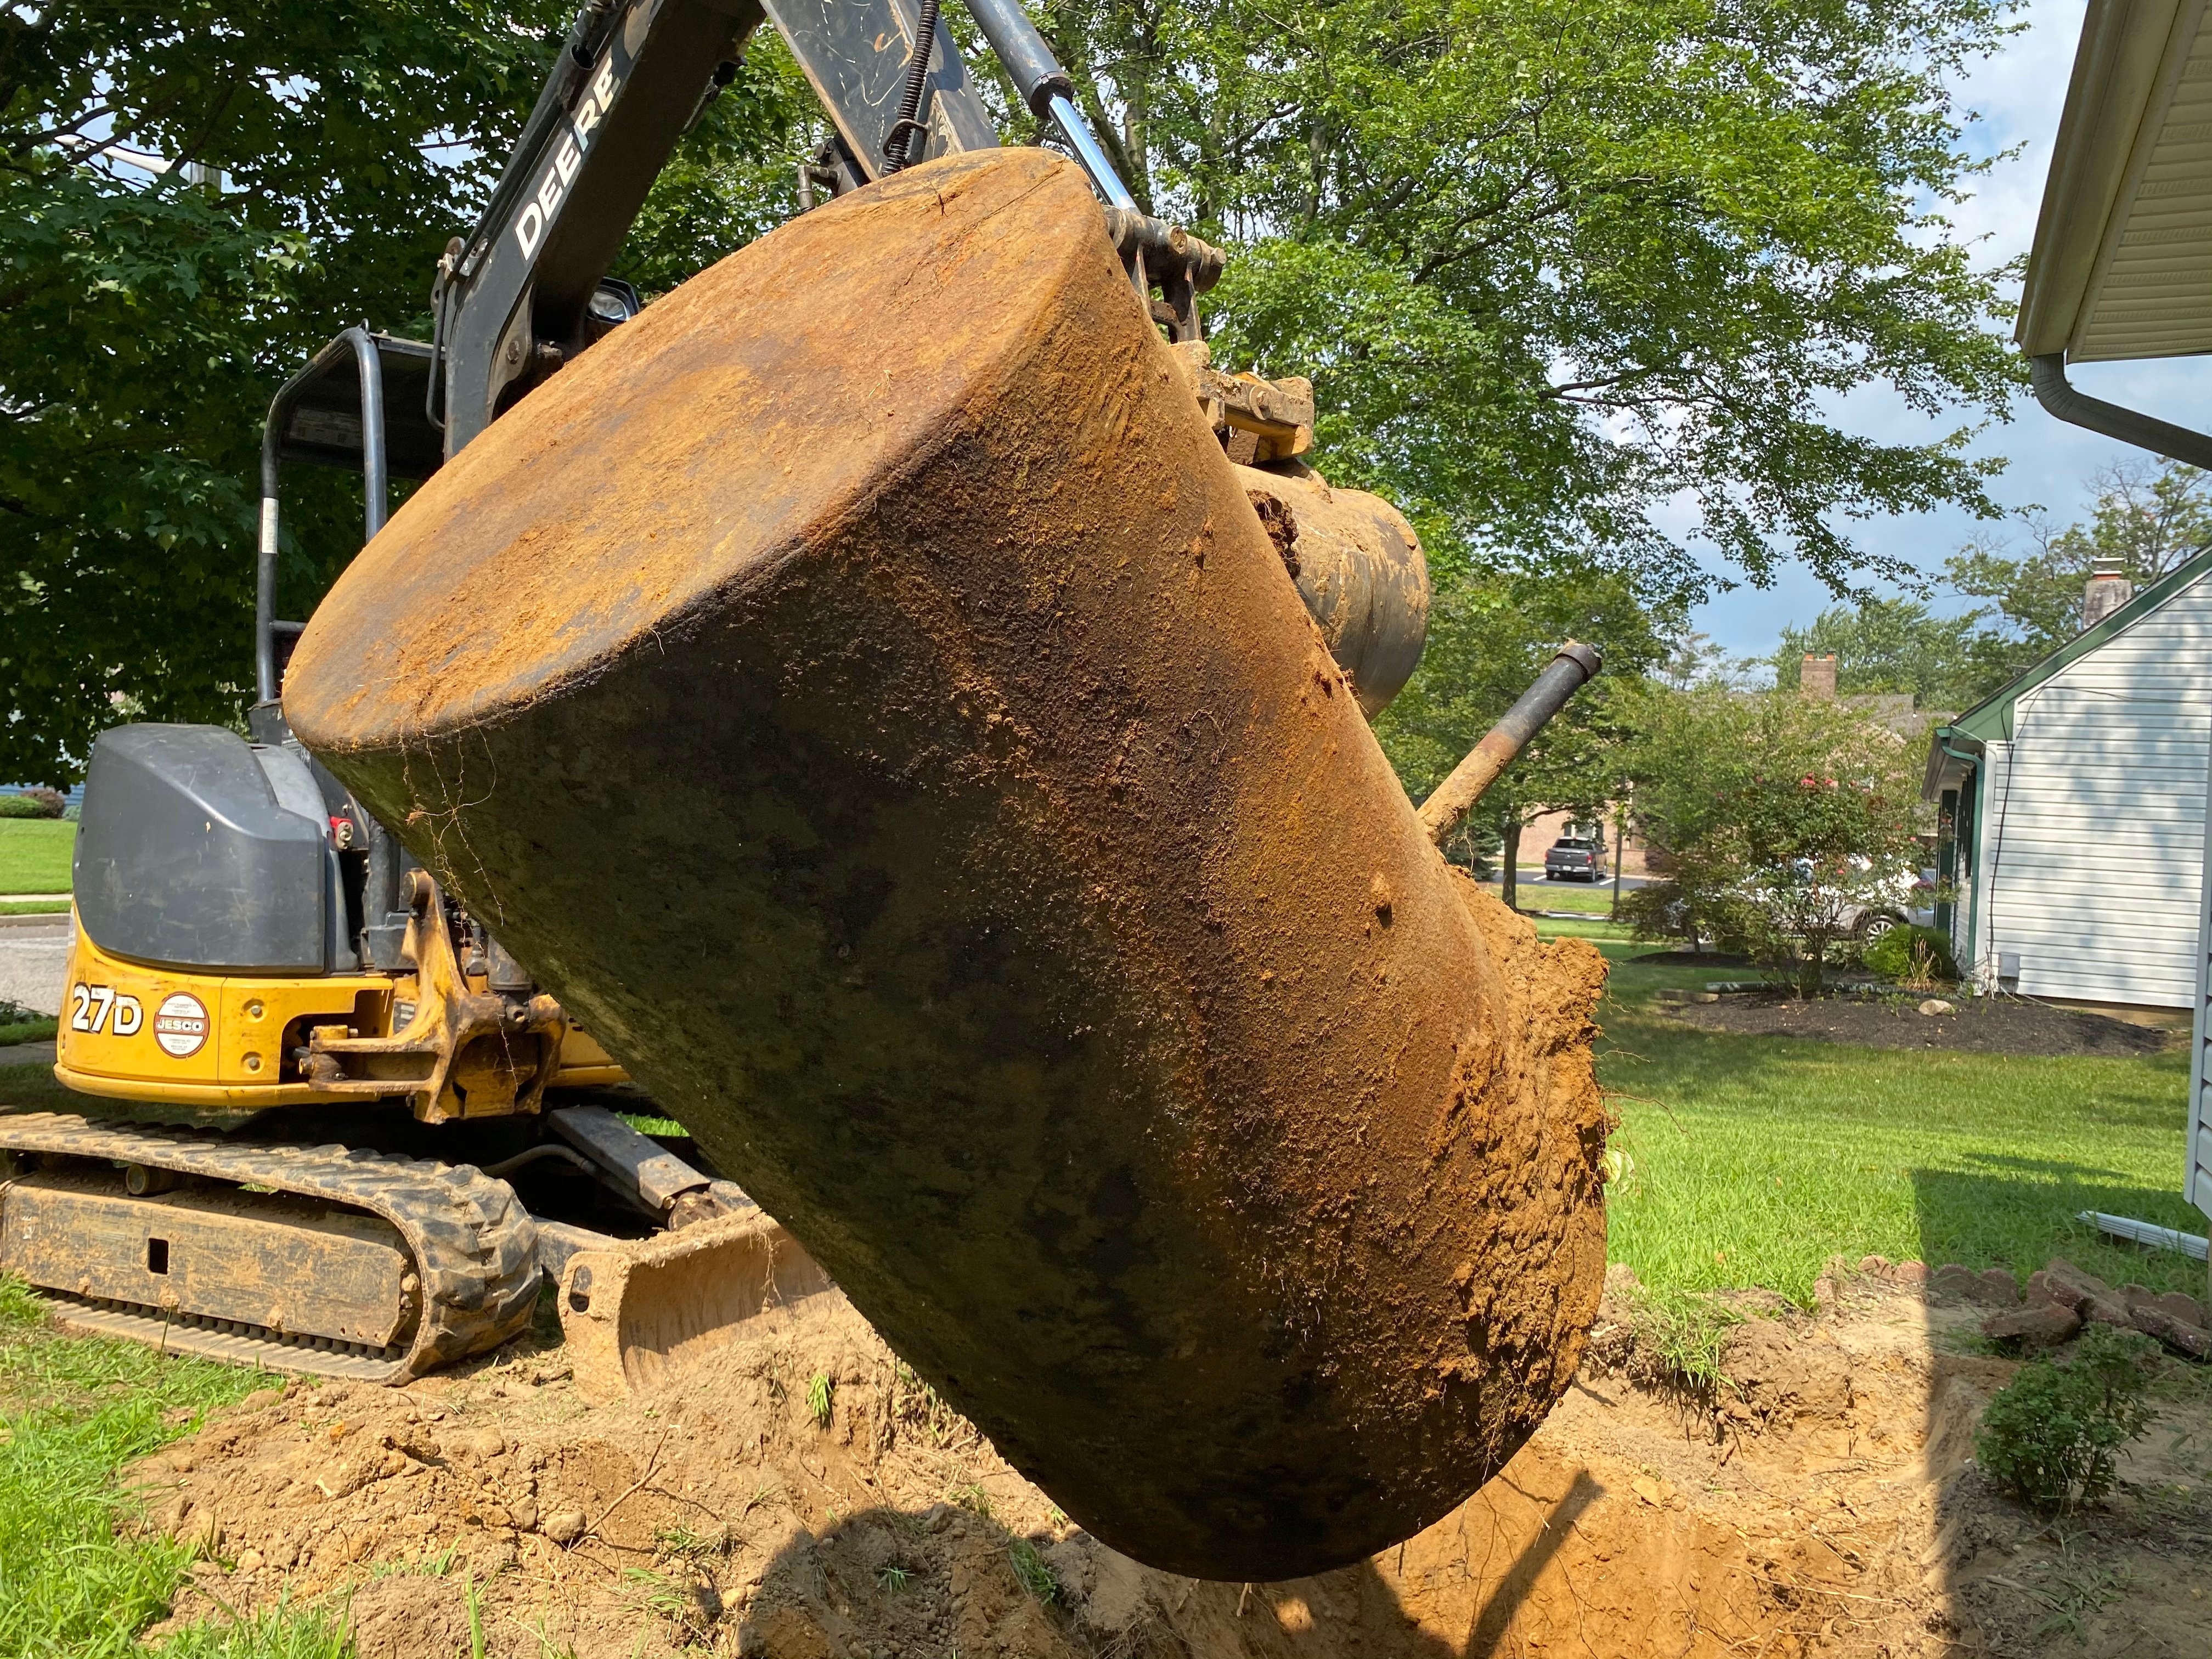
[2029,354,2212,471]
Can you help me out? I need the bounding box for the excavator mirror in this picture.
[588,279,641,325]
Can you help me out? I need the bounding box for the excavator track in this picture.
[0,1112,539,1383]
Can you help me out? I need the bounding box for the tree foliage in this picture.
[1763,460,2212,718]
[1376,566,1668,883]
[0,2,805,783]
[1772,597,1985,709]
[1019,0,2021,597]
[9,0,2030,785]
[1621,686,1925,993]
[1943,459,2212,691]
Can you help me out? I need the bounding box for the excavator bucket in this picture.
[555,1210,840,1406]
[284,149,1609,1582]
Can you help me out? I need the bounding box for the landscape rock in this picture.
[2155,1290,2207,1327]
[1888,1260,1927,1286]
[1695,991,1720,1003]
[1927,1264,1981,1301]
[2036,1259,2134,1328]
[1858,1254,1891,1276]
[1973,1267,2021,1307]
[1918,999,1955,1016]
[2127,1302,2212,1360]
[544,1509,587,1545]
[1981,1302,2079,1348]
[2023,1269,2058,1308]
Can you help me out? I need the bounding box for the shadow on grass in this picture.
[1912,1164,2205,1297]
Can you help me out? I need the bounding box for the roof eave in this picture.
[2017,0,2191,359]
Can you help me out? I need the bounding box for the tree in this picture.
[1,4,808,784]
[1943,460,2212,695]
[1376,565,1669,907]
[1771,597,1984,708]
[1621,686,1925,994]
[14,0,2031,780]
[1010,0,2022,603]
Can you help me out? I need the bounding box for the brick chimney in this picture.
[1799,653,1837,699]
[2083,555,2132,629]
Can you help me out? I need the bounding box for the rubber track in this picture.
[0,1111,540,1383]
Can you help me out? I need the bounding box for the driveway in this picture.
[0,917,68,1016]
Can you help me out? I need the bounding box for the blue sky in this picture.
[1686,0,2211,661]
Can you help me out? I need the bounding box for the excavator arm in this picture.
[429,0,1166,449]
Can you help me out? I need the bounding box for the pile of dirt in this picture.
[1665,988,2171,1057]
[133,1265,2212,1657]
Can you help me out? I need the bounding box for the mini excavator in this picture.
[0,0,1451,1391]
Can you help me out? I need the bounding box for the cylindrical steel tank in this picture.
[284,149,1607,1581]
[1237,461,1429,718]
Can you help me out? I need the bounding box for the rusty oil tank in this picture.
[285,149,1607,1582]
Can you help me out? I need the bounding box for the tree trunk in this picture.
[1502,816,1521,911]
[1609,809,1624,921]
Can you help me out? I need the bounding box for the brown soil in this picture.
[137,1269,2212,1658]
[1667,990,2171,1057]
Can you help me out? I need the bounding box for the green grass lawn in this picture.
[0,1279,347,1658]
[0,819,74,893]
[1541,921,2210,1304]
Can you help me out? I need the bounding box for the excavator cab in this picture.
[54,326,626,1124]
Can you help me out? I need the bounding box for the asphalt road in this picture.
[0,917,67,1017]
[1479,868,1654,890]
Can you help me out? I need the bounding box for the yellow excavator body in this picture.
[53,912,625,1115]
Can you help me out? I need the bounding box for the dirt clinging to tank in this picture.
[284,148,1613,1577]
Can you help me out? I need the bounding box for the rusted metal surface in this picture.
[284,149,1607,1580]
[1238,461,1430,716]
[1415,643,1602,845]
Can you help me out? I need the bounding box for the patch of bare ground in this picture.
[134,1272,2211,1658]
[1664,990,2172,1058]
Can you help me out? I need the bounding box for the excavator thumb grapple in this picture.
[284,150,1611,1583]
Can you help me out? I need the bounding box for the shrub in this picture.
[1622,686,1926,995]
[1863,922,1956,984]
[1974,1324,2157,1513]
[0,788,64,819]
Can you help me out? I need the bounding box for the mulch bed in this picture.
[1629,949,1755,968]
[1665,989,2174,1058]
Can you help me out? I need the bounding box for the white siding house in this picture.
[2010,0,2212,1247]
[1927,550,2212,1009]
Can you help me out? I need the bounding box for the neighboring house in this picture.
[1795,653,1956,742]
[1923,550,2212,1008]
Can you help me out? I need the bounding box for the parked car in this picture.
[1544,834,1608,882]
